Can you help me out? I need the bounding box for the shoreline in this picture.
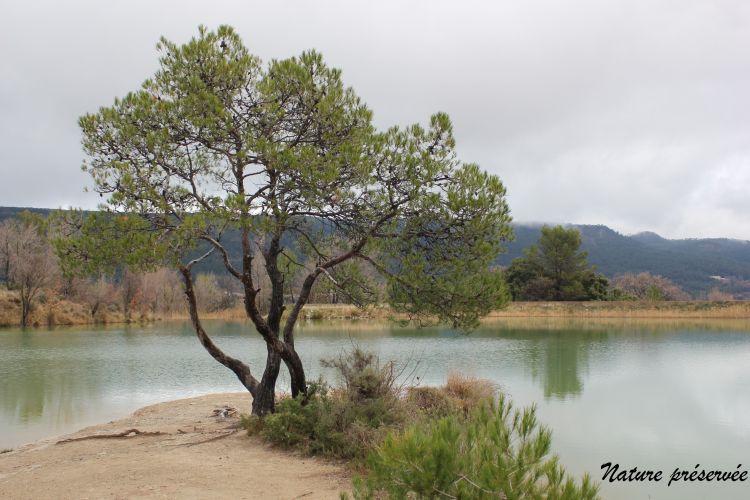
[2,300,750,329]
[0,393,350,499]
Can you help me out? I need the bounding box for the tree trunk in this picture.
[21,297,30,327]
[284,347,308,400]
[180,266,260,400]
[252,345,281,415]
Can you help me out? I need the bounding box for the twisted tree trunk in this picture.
[252,345,281,415]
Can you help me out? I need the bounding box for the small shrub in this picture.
[406,386,461,418]
[241,356,406,460]
[322,349,397,401]
[307,309,325,320]
[243,350,505,462]
[444,371,497,412]
[238,413,264,436]
[241,349,596,499]
[46,308,57,327]
[260,395,318,448]
[352,395,600,499]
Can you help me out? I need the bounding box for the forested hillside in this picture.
[497,224,750,297]
[3,208,749,298]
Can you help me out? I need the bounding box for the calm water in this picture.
[2,318,750,499]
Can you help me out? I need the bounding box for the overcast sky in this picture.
[2,0,749,239]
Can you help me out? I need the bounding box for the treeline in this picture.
[0,214,729,327]
[0,211,380,327]
[0,212,184,326]
[4,207,746,300]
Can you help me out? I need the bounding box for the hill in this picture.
[496,224,750,297]
[2,207,749,298]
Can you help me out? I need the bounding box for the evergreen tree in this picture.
[506,225,608,301]
[56,26,513,415]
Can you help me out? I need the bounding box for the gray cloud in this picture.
[2,0,749,238]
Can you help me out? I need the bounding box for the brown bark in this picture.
[180,266,259,394]
[20,294,31,328]
[56,429,166,444]
[252,344,281,415]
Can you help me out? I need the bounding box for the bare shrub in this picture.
[611,272,690,301]
[140,267,183,314]
[445,371,498,411]
[707,287,734,301]
[321,348,397,401]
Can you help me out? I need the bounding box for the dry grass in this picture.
[405,386,456,415]
[444,372,498,409]
[188,303,394,321]
[0,289,154,327]
[208,301,750,322]
[406,373,499,419]
[4,286,748,329]
[480,316,750,335]
[488,300,750,319]
[0,289,91,327]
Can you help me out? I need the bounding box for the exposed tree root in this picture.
[56,429,167,444]
[182,429,239,447]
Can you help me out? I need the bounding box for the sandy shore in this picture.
[0,393,350,499]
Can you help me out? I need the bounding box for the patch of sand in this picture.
[0,393,350,499]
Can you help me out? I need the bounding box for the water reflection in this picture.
[0,331,103,426]
[522,330,592,399]
[1,318,750,500]
[3,318,749,434]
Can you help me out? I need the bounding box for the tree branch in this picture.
[179,265,258,393]
[199,236,241,279]
[184,247,215,270]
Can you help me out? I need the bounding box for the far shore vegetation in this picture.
[1,212,748,328]
[2,281,749,329]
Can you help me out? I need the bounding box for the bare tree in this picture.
[0,221,10,285]
[194,273,224,313]
[707,287,734,301]
[140,267,183,314]
[82,276,118,318]
[120,268,143,321]
[612,272,690,301]
[2,217,60,326]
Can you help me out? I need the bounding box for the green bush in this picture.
[241,349,596,499]
[351,395,600,499]
[241,350,408,460]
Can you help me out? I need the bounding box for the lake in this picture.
[2,318,750,499]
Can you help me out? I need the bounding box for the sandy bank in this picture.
[0,393,350,499]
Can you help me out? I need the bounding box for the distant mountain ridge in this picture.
[2,207,749,298]
[496,224,750,297]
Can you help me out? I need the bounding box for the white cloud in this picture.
[1,0,749,238]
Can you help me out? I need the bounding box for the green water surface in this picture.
[2,318,749,499]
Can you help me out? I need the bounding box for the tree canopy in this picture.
[57,25,513,414]
[505,225,607,301]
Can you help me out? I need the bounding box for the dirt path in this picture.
[0,393,351,499]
